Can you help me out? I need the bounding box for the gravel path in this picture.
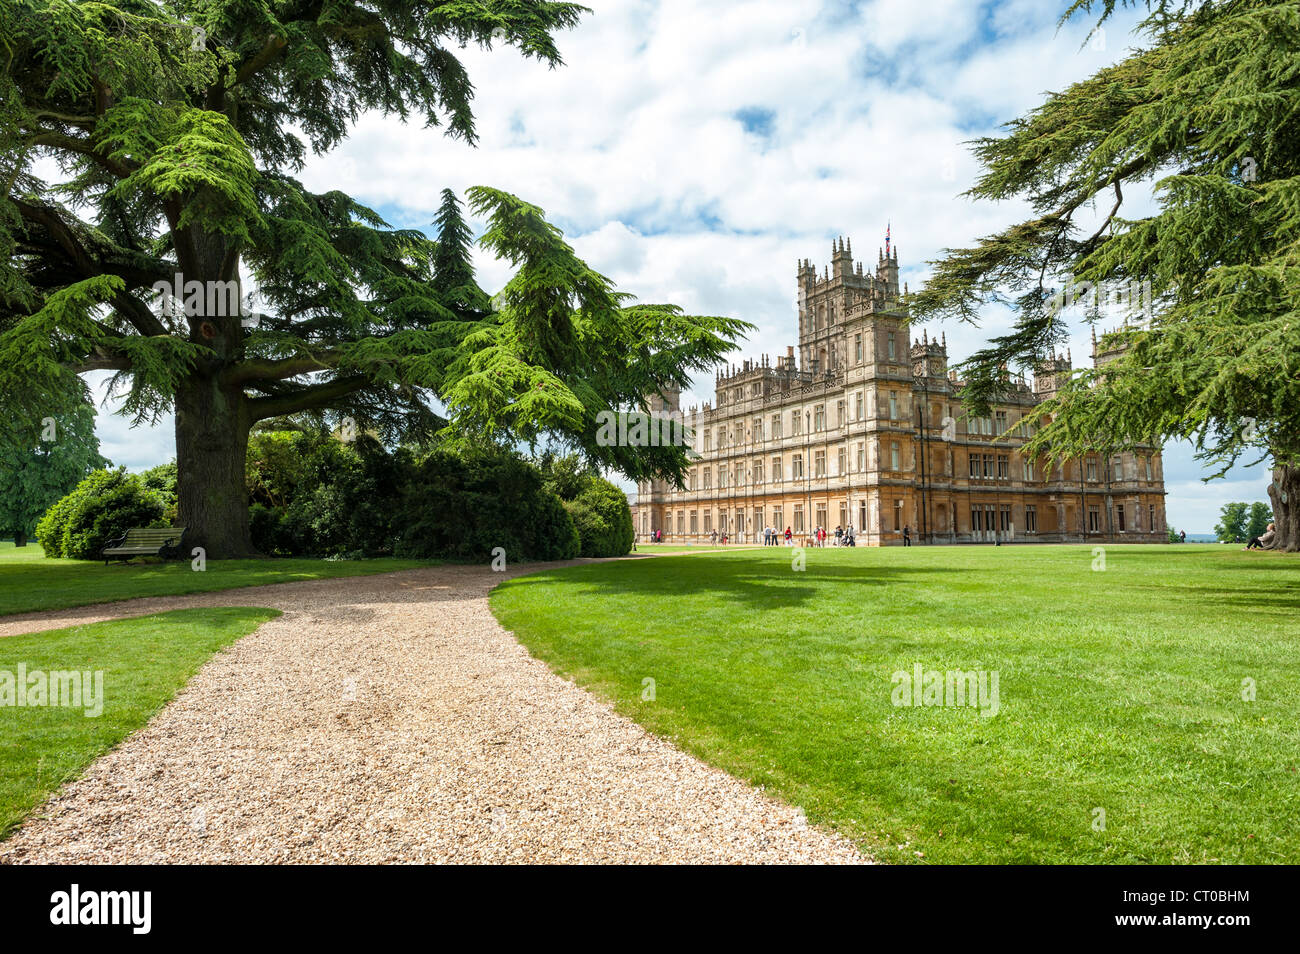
[0,563,866,864]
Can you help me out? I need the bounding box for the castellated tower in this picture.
[797,235,894,373]
[1033,350,1074,398]
[628,224,1168,547]
[646,384,680,416]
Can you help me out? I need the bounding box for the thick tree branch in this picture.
[247,374,370,421]
[222,350,343,386]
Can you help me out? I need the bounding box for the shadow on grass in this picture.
[498,555,972,611]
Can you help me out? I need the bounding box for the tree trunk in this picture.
[14,530,26,547]
[1267,463,1300,552]
[175,373,257,558]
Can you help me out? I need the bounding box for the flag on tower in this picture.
[885,221,891,258]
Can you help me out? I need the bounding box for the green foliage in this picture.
[393,449,579,562]
[1246,501,1273,540]
[0,399,107,541]
[245,430,580,562]
[35,468,168,559]
[535,450,599,501]
[1215,502,1249,543]
[564,477,634,558]
[1,1,742,555]
[911,0,1300,546]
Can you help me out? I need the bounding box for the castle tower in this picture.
[1033,350,1073,398]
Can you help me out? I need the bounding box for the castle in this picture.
[629,234,1167,544]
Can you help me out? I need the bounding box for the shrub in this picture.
[36,469,168,560]
[564,477,634,558]
[394,449,579,561]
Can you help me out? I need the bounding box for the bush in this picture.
[35,468,168,559]
[564,477,634,558]
[393,449,579,562]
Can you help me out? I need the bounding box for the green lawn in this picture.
[0,606,279,839]
[0,541,434,617]
[490,543,1300,864]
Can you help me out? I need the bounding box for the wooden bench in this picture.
[102,527,187,565]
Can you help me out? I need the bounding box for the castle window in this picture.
[690,510,698,534]
[1088,506,1101,532]
[703,467,712,489]
[704,511,712,533]
[857,442,865,472]
[815,450,826,477]
[704,429,712,452]
[838,447,847,476]
[888,333,897,361]
[814,405,825,431]
[1025,506,1037,533]
[997,455,1009,479]
[1023,459,1035,482]
[772,455,783,482]
[983,456,995,479]
[1086,459,1099,481]
[793,454,804,478]
[856,392,864,420]
[794,505,805,532]
[1149,504,1156,530]
[890,442,901,471]
[677,512,685,535]
[971,508,983,532]
[754,458,764,484]
[792,411,801,436]
[836,400,846,428]
[1000,506,1011,531]
[969,453,981,479]
[889,393,898,420]
[995,410,1007,433]
[894,500,904,531]
[754,417,763,441]
[1117,505,1127,532]
[855,334,863,363]
[771,414,782,439]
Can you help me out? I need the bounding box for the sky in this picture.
[86,0,1272,533]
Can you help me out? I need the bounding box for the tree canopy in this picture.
[0,394,108,544]
[0,1,746,555]
[911,0,1300,549]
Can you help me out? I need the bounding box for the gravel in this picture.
[0,563,866,864]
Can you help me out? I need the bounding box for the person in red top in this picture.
[784,526,792,544]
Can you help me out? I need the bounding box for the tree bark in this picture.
[1267,463,1300,552]
[174,372,257,559]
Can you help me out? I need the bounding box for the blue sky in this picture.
[86,0,1272,532]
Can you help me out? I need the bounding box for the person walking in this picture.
[903,524,912,547]
[784,526,793,545]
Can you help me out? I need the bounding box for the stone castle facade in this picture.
[630,235,1167,545]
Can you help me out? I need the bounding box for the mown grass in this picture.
[0,541,434,617]
[490,543,1300,864]
[0,606,279,839]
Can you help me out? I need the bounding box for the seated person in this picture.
[1246,523,1277,550]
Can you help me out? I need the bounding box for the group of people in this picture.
[756,525,859,547]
